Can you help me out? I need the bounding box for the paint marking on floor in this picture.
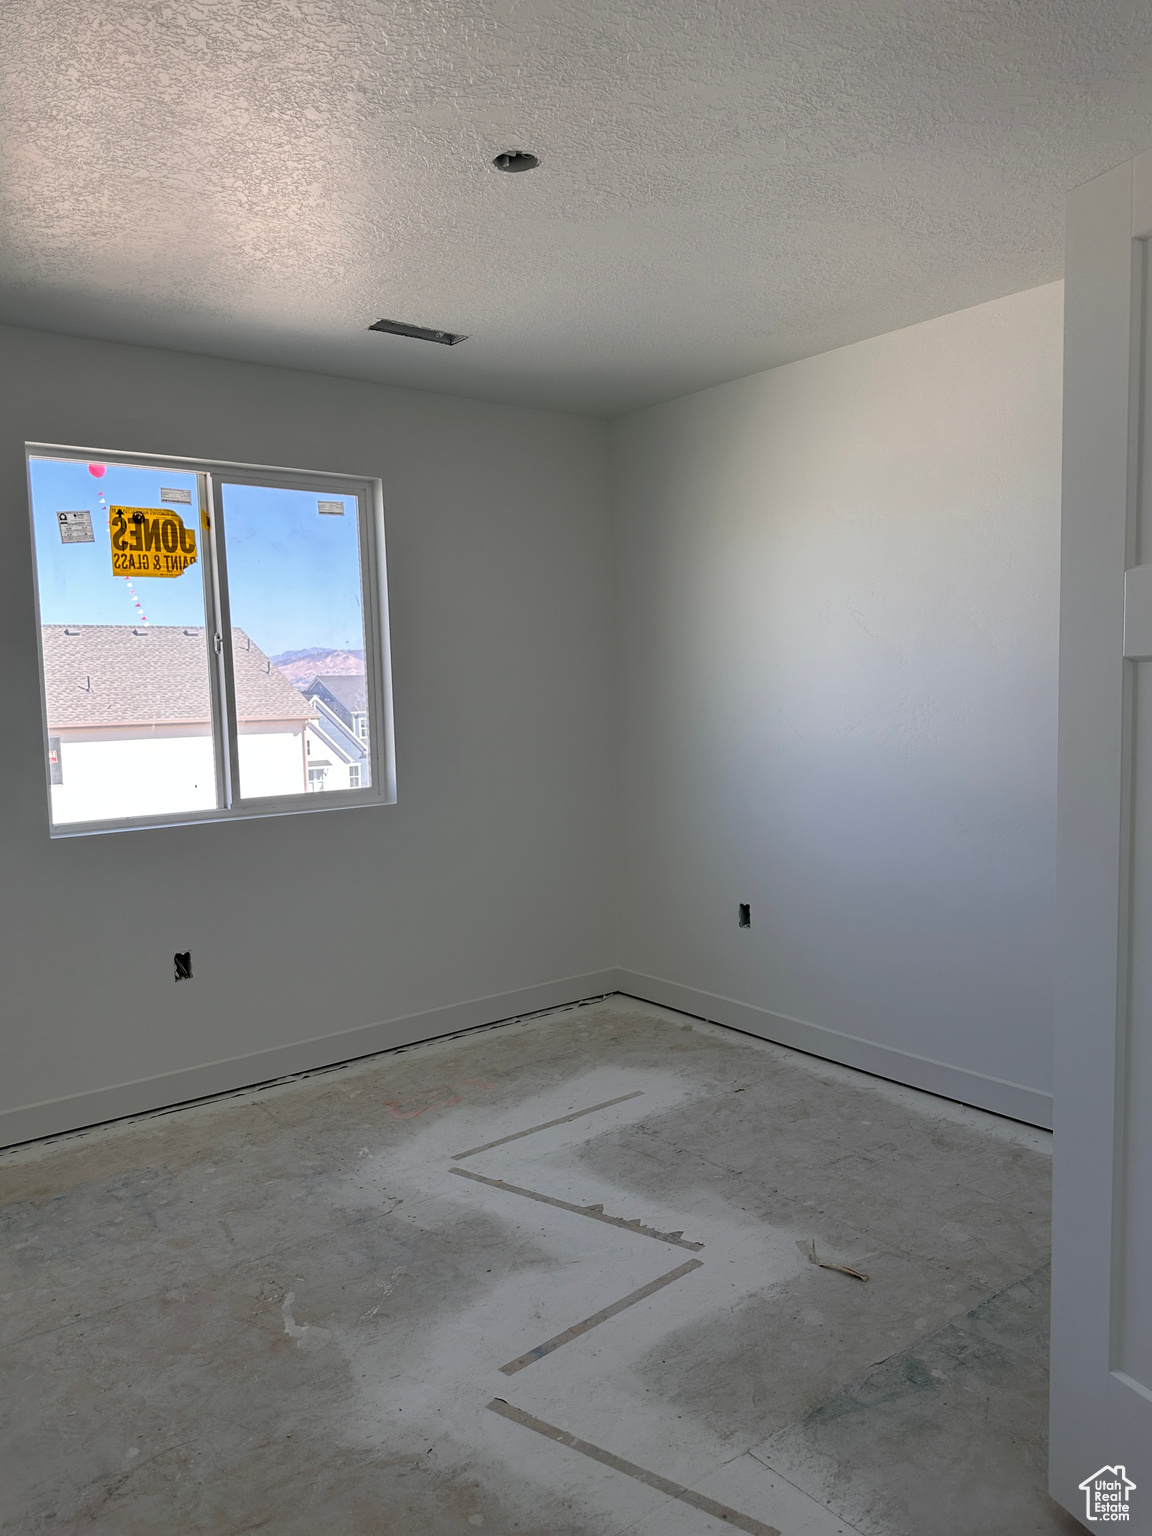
[499,1257,704,1374]
[449,1166,704,1250]
[486,1398,781,1536]
[451,1090,645,1160]
[383,1078,496,1119]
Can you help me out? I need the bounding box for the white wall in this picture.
[2,287,1063,1142]
[610,283,1063,1125]
[51,726,217,825]
[237,721,308,800]
[1,326,615,1141]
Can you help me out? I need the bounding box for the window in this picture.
[354,712,369,740]
[348,763,361,789]
[27,446,393,834]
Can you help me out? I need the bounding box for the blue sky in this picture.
[30,458,366,657]
[221,482,364,657]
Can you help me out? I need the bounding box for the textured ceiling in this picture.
[2,1,1152,417]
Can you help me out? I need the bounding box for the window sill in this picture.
[48,788,394,838]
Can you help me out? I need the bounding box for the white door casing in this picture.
[1053,153,1152,1526]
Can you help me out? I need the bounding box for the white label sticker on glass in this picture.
[161,487,193,504]
[57,510,94,544]
[317,500,345,516]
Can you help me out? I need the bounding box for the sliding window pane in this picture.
[218,483,370,799]
[29,456,216,827]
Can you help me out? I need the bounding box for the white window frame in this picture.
[27,442,396,837]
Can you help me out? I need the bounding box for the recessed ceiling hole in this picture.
[493,150,539,173]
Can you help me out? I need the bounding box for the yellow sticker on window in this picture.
[109,506,198,578]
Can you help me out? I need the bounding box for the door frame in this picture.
[1052,151,1152,1522]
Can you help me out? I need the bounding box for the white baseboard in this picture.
[2,965,1053,1147]
[0,969,621,1148]
[616,970,1054,1130]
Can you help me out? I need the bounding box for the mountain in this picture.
[270,647,365,687]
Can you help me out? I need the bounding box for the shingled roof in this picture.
[304,673,367,730]
[42,626,316,729]
[308,674,367,713]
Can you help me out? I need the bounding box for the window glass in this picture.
[219,484,371,800]
[28,456,215,826]
[28,450,387,833]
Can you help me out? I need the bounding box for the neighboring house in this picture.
[42,625,316,824]
[300,673,370,791]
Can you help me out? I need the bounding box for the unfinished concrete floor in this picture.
[0,997,1081,1535]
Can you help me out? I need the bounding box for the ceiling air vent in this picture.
[368,317,467,346]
